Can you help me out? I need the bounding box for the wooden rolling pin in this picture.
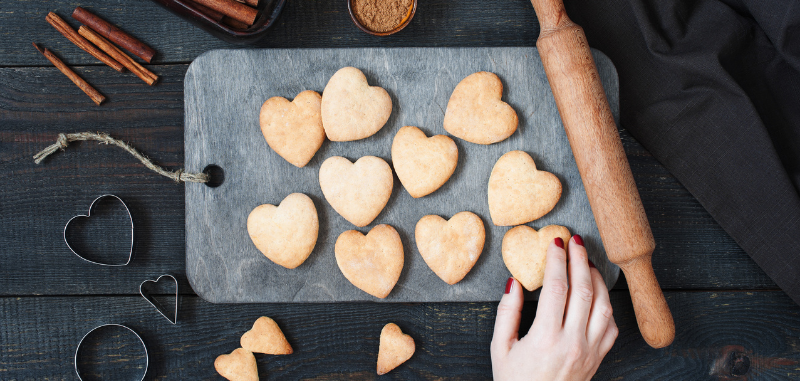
[530,0,675,348]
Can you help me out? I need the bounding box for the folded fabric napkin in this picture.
[566,0,800,304]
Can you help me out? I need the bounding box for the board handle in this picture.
[530,0,675,348]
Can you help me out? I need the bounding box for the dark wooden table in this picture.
[2,1,800,379]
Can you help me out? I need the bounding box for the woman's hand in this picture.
[491,236,617,381]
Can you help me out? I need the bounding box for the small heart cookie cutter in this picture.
[64,194,134,266]
[140,274,179,324]
[74,324,149,381]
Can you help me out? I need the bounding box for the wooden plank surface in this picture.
[184,47,619,303]
[2,291,799,379]
[2,0,797,379]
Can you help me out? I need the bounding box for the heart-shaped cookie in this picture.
[335,224,404,298]
[488,150,562,226]
[443,71,518,145]
[321,67,392,141]
[377,323,415,375]
[502,225,571,291]
[247,193,318,269]
[259,90,325,168]
[214,348,258,381]
[415,212,485,285]
[240,316,293,355]
[391,126,458,198]
[319,156,393,227]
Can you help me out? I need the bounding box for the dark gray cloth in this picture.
[564,0,800,304]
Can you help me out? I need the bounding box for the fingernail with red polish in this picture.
[588,260,596,268]
[505,277,514,294]
[554,237,564,249]
[574,234,584,246]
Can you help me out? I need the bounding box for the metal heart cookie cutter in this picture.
[64,194,134,266]
[140,274,180,324]
[75,324,149,381]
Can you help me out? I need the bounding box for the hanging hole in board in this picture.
[203,164,225,188]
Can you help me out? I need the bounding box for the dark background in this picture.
[1,0,799,379]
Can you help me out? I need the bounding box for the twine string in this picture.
[33,132,209,183]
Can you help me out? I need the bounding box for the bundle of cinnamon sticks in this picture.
[184,0,260,30]
[34,7,159,105]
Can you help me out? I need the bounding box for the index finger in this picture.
[533,237,569,331]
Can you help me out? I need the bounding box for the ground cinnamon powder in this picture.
[352,0,413,33]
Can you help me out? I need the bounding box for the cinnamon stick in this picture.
[32,43,106,106]
[234,0,259,7]
[78,26,158,86]
[191,0,258,25]
[44,12,125,72]
[222,17,250,30]
[72,7,156,63]
[184,0,225,22]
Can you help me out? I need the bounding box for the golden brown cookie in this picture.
[502,225,571,291]
[335,224,404,298]
[321,67,392,141]
[247,193,318,269]
[319,156,393,227]
[488,150,562,226]
[443,71,518,145]
[259,90,325,167]
[415,212,485,285]
[391,126,458,198]
[214,348,259,381]
[377,323,415,375]
[240,316,293,355]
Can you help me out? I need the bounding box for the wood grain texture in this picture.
[184,47,620,303]
[0,65,776,296]
[1,291,798,379]
[0,65,188,296]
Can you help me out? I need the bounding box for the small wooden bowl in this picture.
[348,0,417,36]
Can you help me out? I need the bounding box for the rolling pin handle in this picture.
[530,0,568,31]
[622,257,676,348]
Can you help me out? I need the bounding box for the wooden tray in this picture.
[184,47,621,303]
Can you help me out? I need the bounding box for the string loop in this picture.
[33,132,209,184]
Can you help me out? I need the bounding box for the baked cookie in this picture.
[259,90,325,167]
[247,193,318,269]
[488,150,561,226]
[391,126,458,198]
[335,224,404,298]
[502,225,571,291]
[377,323,415,375]
[240,316,293,355]
[443,71,518,145]
[214,348,258,381]
[319,156,393,227]
[321,67,392,141]
[415,211,485,285]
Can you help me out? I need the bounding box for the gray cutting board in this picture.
[185,47,621,303]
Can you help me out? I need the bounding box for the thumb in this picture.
[491,277,524,357]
